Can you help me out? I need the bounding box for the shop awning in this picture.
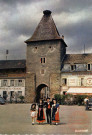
[67,87,92,94]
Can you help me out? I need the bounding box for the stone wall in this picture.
[25,40,66,102]
[50,73,61,98]
[25,73,36,103]
[26,40,65,86]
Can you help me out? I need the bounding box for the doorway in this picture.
[36,84,49,103]
[3,91,7,100]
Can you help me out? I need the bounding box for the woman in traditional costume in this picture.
[37,99,45,124]
[52,99,60,125]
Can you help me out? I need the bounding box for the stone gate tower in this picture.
[25,10,67,103]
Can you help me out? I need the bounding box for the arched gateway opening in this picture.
[36,84,49,103]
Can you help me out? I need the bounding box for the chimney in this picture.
[62,35,64,40]
[43,10,52,16]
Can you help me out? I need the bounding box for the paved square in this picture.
[0,104,92,134]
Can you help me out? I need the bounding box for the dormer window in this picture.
[87,64,91,71]
[71,65,76,71]
[40,58,45,63]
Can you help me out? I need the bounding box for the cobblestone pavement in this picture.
[0,104,92,134]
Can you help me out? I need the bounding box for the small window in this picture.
[87,64,91,71]
[10,80,14,86]
[62,78,67,86]
[71,65,76,71]
[40,58,45,63]
[15,80,18,87]
[3,80,7,86]
[81,78,84,86]
[18,80,23,86]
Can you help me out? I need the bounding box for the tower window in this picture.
[40,58,45,63]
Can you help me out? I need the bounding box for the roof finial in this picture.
[43,10,52,15]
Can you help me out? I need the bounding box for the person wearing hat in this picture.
[37,99,45,124]
[44,97,52,124]
[52,99,60,125]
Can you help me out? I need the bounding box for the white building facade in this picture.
[61,54,92,95]
[0,79,25,101]
[0,60,26,102]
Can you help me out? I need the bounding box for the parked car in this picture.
[0,97,5,105]
[85,98,92,110]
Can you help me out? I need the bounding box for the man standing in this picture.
[84,97,89,110]
[44,98,52,124]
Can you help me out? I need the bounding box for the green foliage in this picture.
[64,94,74,105]
[61,95,66,105]
[75,95,89,105]
[19,96,25,103]
[54,94,62,104]
[54,93,92,105]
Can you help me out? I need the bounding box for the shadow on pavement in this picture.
[34,122,67,125]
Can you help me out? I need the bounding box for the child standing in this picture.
[30,103,36,125]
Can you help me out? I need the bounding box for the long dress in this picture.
[52,103,60,123]
[37,104,45,123]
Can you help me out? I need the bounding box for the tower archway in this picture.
[36,84,49,103]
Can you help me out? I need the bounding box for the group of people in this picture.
[30,98,60,125]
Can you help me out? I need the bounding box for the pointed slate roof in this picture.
[25,10,66,44]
